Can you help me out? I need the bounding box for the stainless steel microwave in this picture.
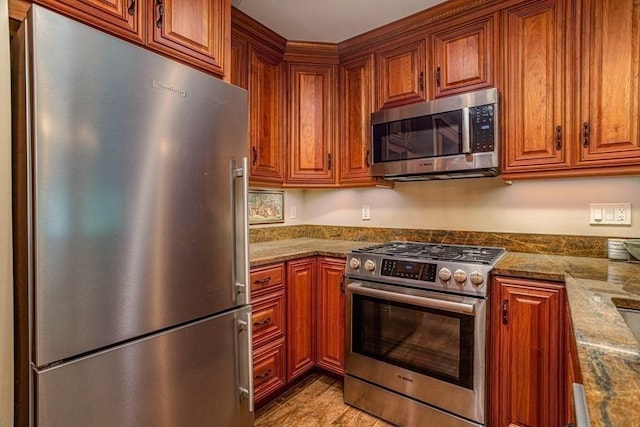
[371,88,499,181]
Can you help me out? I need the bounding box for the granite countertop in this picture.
[250,239,640,426]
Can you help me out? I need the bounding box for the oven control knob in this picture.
[364,259,376,271]
[469,271,484,286]
[438,268,452,281]
[349,258,361,269]
[453,269,467,284]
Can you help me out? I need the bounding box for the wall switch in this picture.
[361,205,371,220]
[589,203,631,225]
[290,206,296,219]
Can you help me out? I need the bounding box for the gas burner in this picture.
[353,241,505,265]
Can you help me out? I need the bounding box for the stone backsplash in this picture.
[248,225,628,258]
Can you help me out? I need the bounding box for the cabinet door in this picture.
[490,277,563,427]
[577,0,640,167]
[377,39,426,109]
[287,63,337,185]
[253,337,286,405]
[431,13,497,98]
[34,0,144,43]
[502,0,570,175]
[147,0,228,77]
[230,33,247,89]
[339,55,376,185]
[286,258,316,381]
[316,258,345,375]
[249,48,285,183]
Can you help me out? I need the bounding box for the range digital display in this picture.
[381,259,437,282]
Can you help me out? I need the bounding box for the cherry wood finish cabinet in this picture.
[316,258,346,375]
[32,0,144,43]
[286,63,338,185]
[376,39,426,109]
[285,257,317,381]
[501,0,571,175]
[250,263,287,405]
[338,55,377,186]
[146,0,228,77]
[490,276,565,427]
[431,12,497,98]
[576,0,640,169]
[30,0,230,78]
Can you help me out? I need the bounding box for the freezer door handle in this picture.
[233,157,250,306]
[238,311,254,412]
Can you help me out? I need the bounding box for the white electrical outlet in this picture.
[290,206,297,219]
[589,203,631,225]
[361,205,371,220]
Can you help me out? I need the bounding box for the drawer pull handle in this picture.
[253,317,272,327]
[254,276,271,285]
[254,369,272,380]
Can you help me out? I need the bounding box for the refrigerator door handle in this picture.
[238,311,254,412]
[232,157,250,306]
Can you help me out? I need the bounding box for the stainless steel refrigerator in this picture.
[11,6,253,426]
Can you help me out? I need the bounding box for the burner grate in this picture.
[353,241,505,265]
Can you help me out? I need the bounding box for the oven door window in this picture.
[352,294,474,389]
[372,110,463,163]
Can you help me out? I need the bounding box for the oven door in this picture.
[345,280,486,424]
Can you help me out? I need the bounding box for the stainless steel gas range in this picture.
[343,241,506,427]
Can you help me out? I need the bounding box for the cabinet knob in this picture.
[127,0,136,15]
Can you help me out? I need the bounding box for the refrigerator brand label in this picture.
[152,80,186,97]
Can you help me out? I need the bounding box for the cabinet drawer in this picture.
[252,290,286,348]
[253,338,286,404]
[250,263,284,296]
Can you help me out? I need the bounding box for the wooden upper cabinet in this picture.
[33,0,144,42]
[577,0,640,167]
[249,48,285,183]
[502,0,570,175]
[316,258,345,376]
[431,12,497,98]
[287,63,337,185]
[490,277,564,427]
[230,34,247,88]
[377,39,426,109]
[339,55,377,185]
[147,0,228,77]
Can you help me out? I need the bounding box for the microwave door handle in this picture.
[462,107,471,154]
[347,282,476,315]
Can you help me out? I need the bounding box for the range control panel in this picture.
[381,259,437,282]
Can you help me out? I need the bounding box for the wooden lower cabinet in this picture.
[490,276,565,427]
[286,257,317,381]
[253,337,287,403]
[316,258,346,375]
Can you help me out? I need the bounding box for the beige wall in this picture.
[0,0,14,425]
[297,176,640,237]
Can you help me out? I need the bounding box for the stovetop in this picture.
[346,241,506,297]
[352,241,505,265]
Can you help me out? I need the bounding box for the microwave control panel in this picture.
[470,104,495,152]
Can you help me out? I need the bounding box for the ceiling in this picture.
[232,0,448,43]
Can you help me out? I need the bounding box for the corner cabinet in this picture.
[490,276,565,427]
[286,63,338,186]
[147,0,229,77]
[316,258,346,375]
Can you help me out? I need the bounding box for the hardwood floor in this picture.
[255,372,394,426]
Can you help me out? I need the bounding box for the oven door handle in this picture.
[347,282,476,315]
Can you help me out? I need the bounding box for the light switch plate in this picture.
[589,203,631,225]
